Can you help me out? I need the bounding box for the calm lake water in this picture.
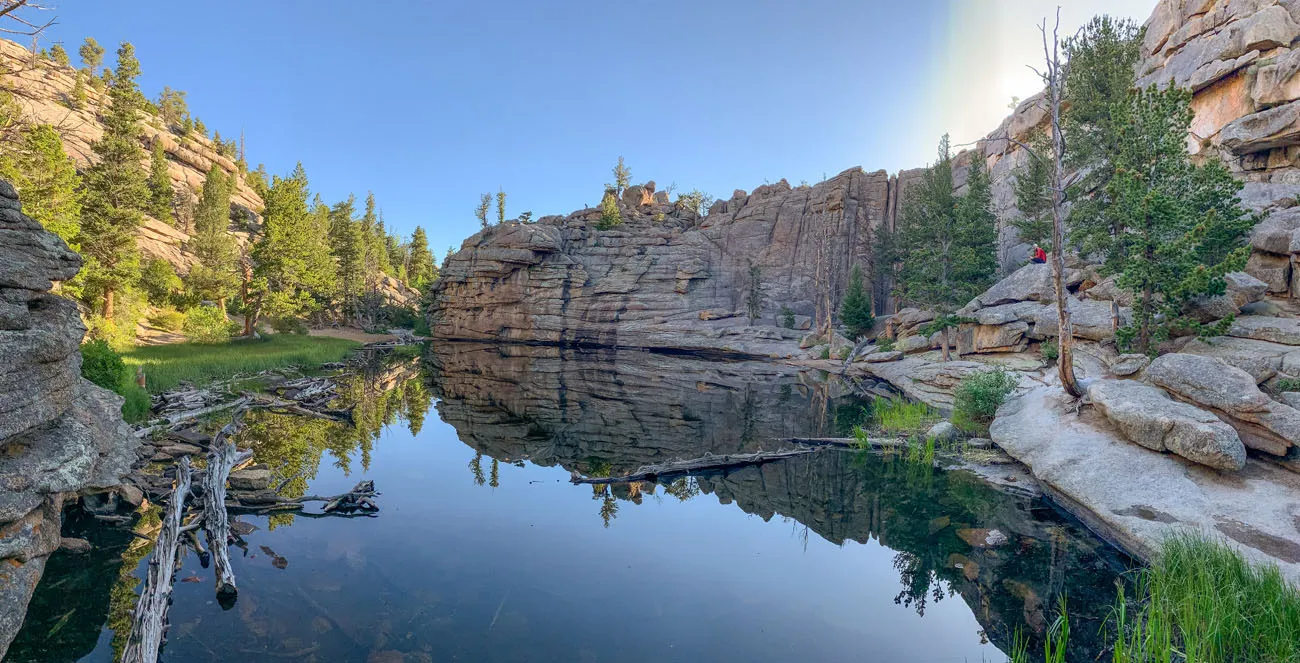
[8,344,1128,663]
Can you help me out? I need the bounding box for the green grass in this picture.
[122,334,361,395]
[873,397,940,435]
[1009,532,1300,663]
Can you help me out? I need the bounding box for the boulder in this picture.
[1110,354,1150,377]
[1088,379,1245,471]
[1182,335,1292,382]
[864,350,903,363]
[926,421,960,443]
[1148,353,1300,455]
[228,468,272,491]
[1250,209,1300,255]
[1187,272,1269,322]
[968,263,1083,309]
[957,528,1009,548]
[1220,99,1300,155]
[1082,275,1134,307]
[1228,316,1300,346]
[1246,252,1293,293]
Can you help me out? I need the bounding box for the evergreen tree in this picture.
[146,141,172,223]
[69,70,87,109]
[840,264,874,339]
[407,226,435,290]
[1011,129,1053,251]
[596,189,622,230]
[609,156,631,196]
[893,135,998,359]
[496,189,506,225]
[360,192,389,286]
[1102,88,1254,354]
[475,193,490,229]
[249,164,336,327]
[0,125,81,247]
[155,86,189,131]
[185,165,239,307]
[870,220,895,315]
[78,42,149,318]
[328,194,365,311]
[49,44,69,67]
[78,37,104,72]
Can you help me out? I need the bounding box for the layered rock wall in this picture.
[0,181,137,657]
[433,0,1300,349]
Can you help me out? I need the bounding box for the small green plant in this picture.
[877,337,896,352]
[147,308,186,333]
[182,305,235,344]
[819,346,831,360]
[1040,338,1059,362]
[779,305,796,329]
[1278,377,1300,392]
[952,369,1017,434]
[80,339,125,392]
[873,397,939,435]
[595,190,622,230]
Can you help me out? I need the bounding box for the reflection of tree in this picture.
[891,551,952,616]
[594,486,619,528]
[468,451,485,486]
[489,458,499,488]
[109,507,162,660]
[664,477,700,502]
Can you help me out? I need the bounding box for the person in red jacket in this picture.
[1030,244,1047,264]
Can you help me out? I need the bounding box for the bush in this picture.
[147,308,186,333]
[779,306,796,329]
[1279,377,1300,392]
[877,337,896,352]
[819,346,831,360]
[595,190,622,230]
[269,316,308,335]
[183,305,235,344]
[1040,339,1059,362]
[80,339,125,392]
[952,369,1018,433]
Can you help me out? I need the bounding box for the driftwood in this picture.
[785,436,908,449]
[122,457,193,663]
[200,414,252,601]
[570,448,815,485]
[134,396,251,438]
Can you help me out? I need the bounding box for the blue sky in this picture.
[40,0,1150,255]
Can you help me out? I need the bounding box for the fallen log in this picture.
[122,456,193,663]
[784,436,908,449]
[570,448,816,485]
[134,396,251,438]
[200,413,253,602]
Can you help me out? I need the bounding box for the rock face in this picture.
[434,1,1300,348]
[1147,352,1300,456]
[0,181,137,658]
[431,169,889,354]
[992,384,1300,583]
[1087,379,1246,471]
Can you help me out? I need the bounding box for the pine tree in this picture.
[49,44,69,67]
[360,192,389,287]
[1102,87,1254,354]
[0,125,82,247]
[610,156,631,196]
[407,226,435,290]
[870,219,895,314]
[840,264,874,340]
[249,164,336,327]
[78,42,149,318]
[1011,129,1053,251]
[496,189,506,224]
[893,135,998,359]
[78,37,104,72]
[475,193,490,229]
[69,70,87,109]
[156,86,189,131]
[185,164,239,307]
[596,189,622,230]
[146,141,173,223]
[328,194,365,313]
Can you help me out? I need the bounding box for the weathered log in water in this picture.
[200,414,252,601]
[570,448,816,485]
[133,396,252,438]
[784,436,908,449]
[121,457,192,663]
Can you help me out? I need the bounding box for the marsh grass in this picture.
[1009,533,1300,663]
[122,334,360,395]
[873,397,941,435]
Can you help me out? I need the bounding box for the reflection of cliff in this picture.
[429,343,1126,658]
[426,343,853,476]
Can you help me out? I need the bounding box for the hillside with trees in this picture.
[0,36,434,348]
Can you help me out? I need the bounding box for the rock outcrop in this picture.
[433,1,1300,348]
[1147,352,1300,456]
[1087,378,1246,471]
[0,181,137,658]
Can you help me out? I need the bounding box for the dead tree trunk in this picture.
[1041,10,1083,398]
[201,414,252,602]
[570,448,815,485]
[122,457,193,663]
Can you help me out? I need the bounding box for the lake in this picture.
[7,343,1129,663]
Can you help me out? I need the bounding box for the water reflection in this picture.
[10,343,1127,662]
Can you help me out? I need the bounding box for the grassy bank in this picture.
[121,334,361,395]
[1011,533,1300,663]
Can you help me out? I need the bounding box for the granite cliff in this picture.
[0,180,137,658]
[432,0,1300,351]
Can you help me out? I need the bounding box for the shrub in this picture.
[596,190,622,230]
[1279,377,1300,392]
[147,308,186,333]
[779,306,796,329]
[183,305,235,344]
[80,339,125,392]
[877,337,896,352]
[819,346,831,360]
[952,369,1018,433]
[269,316,308,335]
[1040,339,1059,362]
